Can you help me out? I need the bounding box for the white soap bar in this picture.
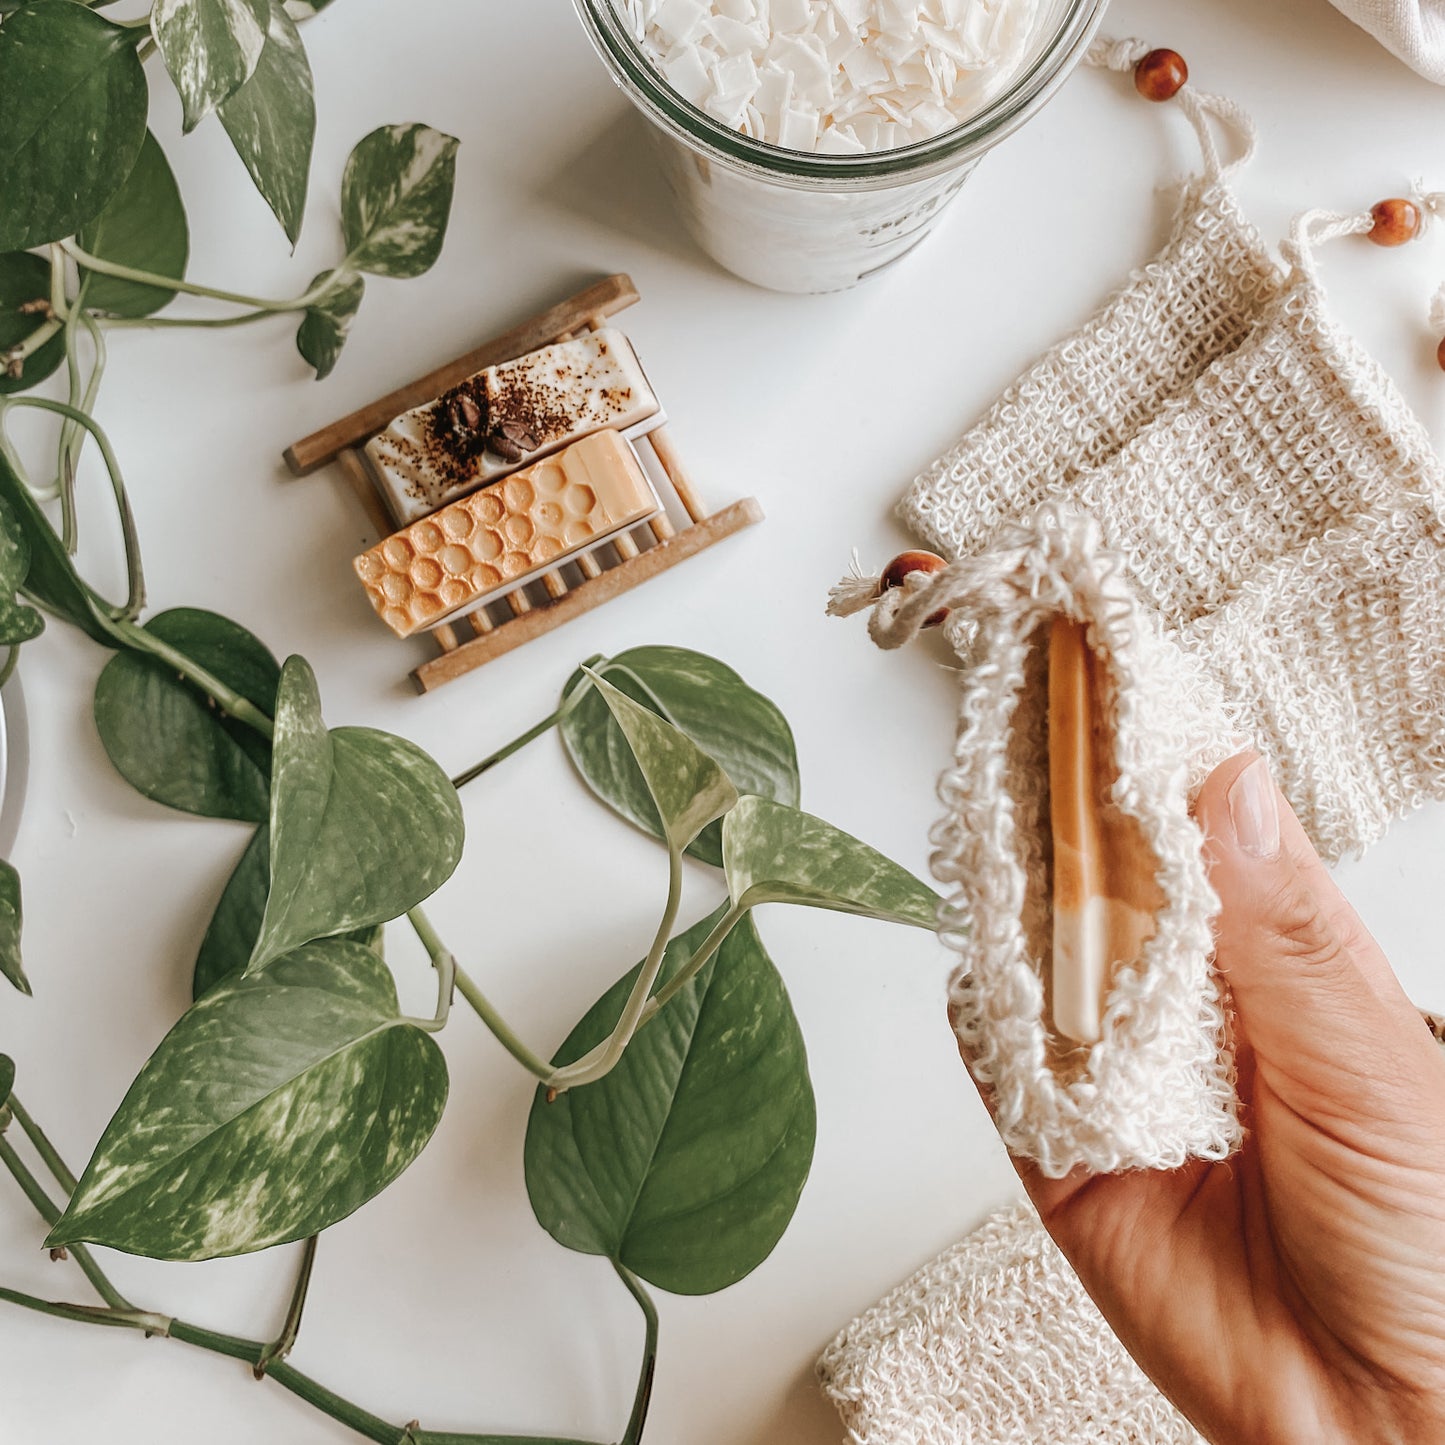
[365,330,660,526]
[624,0,1041,153]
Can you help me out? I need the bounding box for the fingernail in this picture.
[1227,756,1281,860]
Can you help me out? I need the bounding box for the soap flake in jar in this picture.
[621,0,1043,153]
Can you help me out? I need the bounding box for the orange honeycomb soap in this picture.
[354,429,657,638]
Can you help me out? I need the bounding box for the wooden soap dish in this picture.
[284,274,764,693]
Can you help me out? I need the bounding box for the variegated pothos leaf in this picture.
[218,3,314,245]
[248,656,463,970]
[0,492,42,644]
[0,3,148,250]
[560,646,799,868]
[47,939,447,1261]
[722,795,939,928]
[152,0,269,132]
[295,270,363,379]
[340,123,459,278]
[0,859,27,996]
[584,670,737,854]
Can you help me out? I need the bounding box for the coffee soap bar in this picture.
[354,430,659,638]
[365,329,660,525]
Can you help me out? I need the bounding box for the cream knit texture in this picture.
[900,179,1283,561]
[900,188,1445,861]
[847,507,1242,1177]
[816,1203,1204,1445]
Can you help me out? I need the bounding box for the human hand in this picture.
[965,751,1445,1445]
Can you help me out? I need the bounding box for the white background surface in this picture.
[5,0,1445,1440]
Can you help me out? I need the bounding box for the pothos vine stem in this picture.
[451,655,607,791]
[614,1263,658,1445]
[406,907,553,1082]
[0,1113,616,1445]
[60,241,339,316]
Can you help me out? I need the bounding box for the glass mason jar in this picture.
[571,0,1107,293]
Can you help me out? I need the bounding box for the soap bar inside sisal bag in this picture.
[922,510,1242,1178]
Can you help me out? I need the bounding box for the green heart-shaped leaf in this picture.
[525,906,815,1296]
[0,859,28,996]
[723,795,939,928]
[194,822,269,999]
[0,1,148,250]
[152,0,269,132]
[0,492,43,646]
[0,446,109,643]
[561,647,799,867]
[218,3,313,246]
[341,123,458,278]
[295,269,363,380]
[0,251,63,394]
[249,656,463,971]
[78,130,190,318]
[0,1055,14,1110]
[47,938,447,1261]
[93,609,280,822]
[585,670,737,854]
[194,821,384,1000]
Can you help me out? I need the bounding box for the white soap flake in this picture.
[709,13,760,53]
[622,0,1041,154]
[841,44,891,88]
[778,103,820,151]
[713,49,760,97]
[653,0,708,44]
[769,0,811,28]
[818,124,868,153]
[662,45,713,104]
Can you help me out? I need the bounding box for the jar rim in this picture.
[572,0,1110,185]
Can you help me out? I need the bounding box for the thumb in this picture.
[1195,752,1440,1126]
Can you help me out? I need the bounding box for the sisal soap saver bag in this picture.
[816,1202,1205,1445]
[819,40,1445,1445]
[900,51,1445,862]
[838,507,1243,1177]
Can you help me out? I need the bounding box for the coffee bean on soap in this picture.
[489,433,524,463]
[1369,198,1422,247]
[500,420,539,453]
[1134,49,1188,102]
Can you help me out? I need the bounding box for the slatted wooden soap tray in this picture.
[284,274,764,693]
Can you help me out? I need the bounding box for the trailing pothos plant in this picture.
[0,4,942,1438]
[0,514,940,1441]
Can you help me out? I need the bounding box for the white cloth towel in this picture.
[1330,0,1445,82]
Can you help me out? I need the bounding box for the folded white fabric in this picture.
[816,1202,1204,1445]
[847,507,1242,1177]
[1327,0,1445,85]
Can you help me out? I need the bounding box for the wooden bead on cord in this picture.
[1368,198,1422,247]
[1134,49,1188,102]
[881,550,949,628]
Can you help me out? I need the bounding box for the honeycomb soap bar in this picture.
[365,329,660,525]
[354,430,658,639]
